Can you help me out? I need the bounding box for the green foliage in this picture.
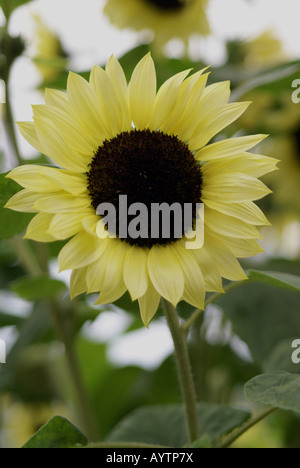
[105,404,250,447]
[245,372,300,413]
[230,60,300,100]
[10,275,67,301]
[216,273,300,368]
[22,416,87,448]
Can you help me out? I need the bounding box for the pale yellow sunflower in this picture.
[5,54,277,326]
[242,30,286,69]
[32,14,68,82]
[103,0,210,53]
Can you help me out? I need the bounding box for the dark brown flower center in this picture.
[87,129,202,248]
[146,0,186,10]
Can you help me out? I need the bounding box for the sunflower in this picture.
[32,14,68,83]
[5,54,277,326]
[103,0,210,53]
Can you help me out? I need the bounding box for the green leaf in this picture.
[248,270,300,292]
[11,275,67,301]
[22,416,87,448]
[0,0,33,19]
[106,404,250,447]
[0,310,24,327]
[0,173,33,239]
[216,281,300,368]
[245,372,300,413]
[264,338,300,375]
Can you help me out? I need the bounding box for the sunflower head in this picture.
[103,0,210,54]
[5,53,278,326]
[32,14,68,82]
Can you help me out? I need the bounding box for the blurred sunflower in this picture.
[226,30,286,71]
[242,30,286,69]
[103,0,210,54]
[5,54,277,326]
[32,15,68,83]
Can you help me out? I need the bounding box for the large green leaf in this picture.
[106,404,250,447]
[216,280,300,368]
[245,372,300,413]
[10,275,67,301]
[0,173,33,239]
[248,270,300,292]
[22,416,87,448]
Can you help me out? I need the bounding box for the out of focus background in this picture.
[0,0,300,448]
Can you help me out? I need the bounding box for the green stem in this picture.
[216,407,277,448]
[161,298,200,445]
[84,442,171,449]
[1,20,23,166]
[48,300,99,441]
[4,77,23,165]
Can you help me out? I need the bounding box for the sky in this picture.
[1,0,300,368]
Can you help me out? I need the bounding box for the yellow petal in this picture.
[58,231,105,271]
[67,71,110,137]
[24,212,56,242]
[202,173,272,202]
[147,244,184,306]
[17,121,45,154]
[34,116,87,172]
[205,231,248,281]
[7,165,87,196]
[195,134,268,162]
[220,235,264,258]
[148,69,192,131]
[94,240,128,304]
[138,278,161,327]
[49,213,84,239]
[192,246,224,293]
[5,189,39,212]
[204,207,262,239]
[70,267,88,299]
[32,104,96,158]
[90,65,130,135]
[129,53,156,130]
[190,102,251,151]
[105,55,131,132]
[173,242,205,310]
[202,199,270,226]
[34,193,91,213]
[6,165,61,193]
[44,88,69,109]
[202,153,279,179]
[161,70,208,136]
[82,215,99,236]
[123,246,148,301]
